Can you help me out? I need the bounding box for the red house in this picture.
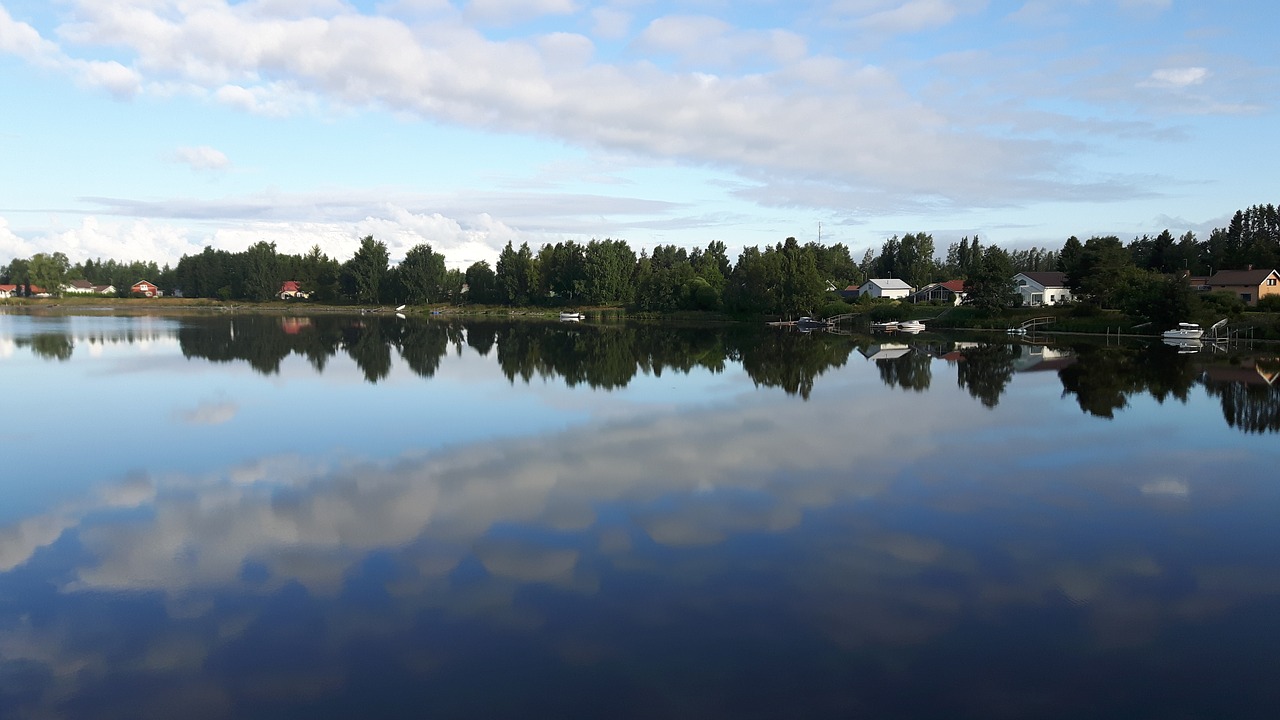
[279,281,311,300]
[131,280,160,297]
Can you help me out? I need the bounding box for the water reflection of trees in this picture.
[1201,358,1280,433]
[16,334,75,361]
[954,344,1017,408]
[171,316,852,399]
[875,351,932,392]
[1058,344,1198,419]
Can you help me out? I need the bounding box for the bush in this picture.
[1201,290,1246,317]
[1254,295,1280,312]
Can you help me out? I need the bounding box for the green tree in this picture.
[582,239,636,305]
[242,241,281,301]
[495,241,538,305]
[398,243,447,304]
[963,246,1016,312]
[465,261,498,304]
[343,235,390,303]
[28,252,70,296]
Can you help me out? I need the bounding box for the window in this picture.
[1032,293,1043,305]
[1268,278,1277,286]
[1241,293,1252,302]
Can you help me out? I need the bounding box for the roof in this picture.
[0,284,16,292]
[68,279,94,289]
[940,279,966,293]
[1016,271,1068,288]
[1207,268,1279,286]
[864,278,913,290]
[132,280,155,287]
[281,280,302,292]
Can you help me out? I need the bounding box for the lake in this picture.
[1,311,1278,719]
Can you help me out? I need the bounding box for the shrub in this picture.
[1254,295,1280,312]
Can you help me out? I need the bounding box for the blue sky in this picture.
[0,0,1275,269]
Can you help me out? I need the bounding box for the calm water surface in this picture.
[1,311,1278,719]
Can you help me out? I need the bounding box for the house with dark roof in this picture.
[1205,268,1280,306]
[64,279,96,294]
[1012,271,1072,306]
[910,279,967,305]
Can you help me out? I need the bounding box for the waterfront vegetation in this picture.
[4,204,1280,338]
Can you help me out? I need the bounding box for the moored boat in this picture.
[896,319,925,333]
[559,311,584,321]
[1162,322,1203,339]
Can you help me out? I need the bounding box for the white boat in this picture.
[896,320,925,332]
[1162,322,1203,340]
[559,311,584,321]
[1163,337,1202,353]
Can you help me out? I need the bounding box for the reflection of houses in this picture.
[1201,358,1280,387]
[1012,272,1072,306]
[131,280,161,297]
[280,317,313,335]
[279,281,312,300]
[858,278,913,300]
[1205,268,1280,306]
[910,279,966,305]
[1012,345,1076,373]
[859,343,912,361]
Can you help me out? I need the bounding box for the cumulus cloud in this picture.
[634,15,807,69]
[177,399,239,425]
[464,0,579,25]
[1142,66,1210,89]
[171,145,231,171]
[839,0,984,34]
[4,0,1117,216]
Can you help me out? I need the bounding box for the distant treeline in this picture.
[2,203,1277,316]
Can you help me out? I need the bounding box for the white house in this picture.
[1013,272,1073,306]
[859,278,914,300]
[63,279,97,294]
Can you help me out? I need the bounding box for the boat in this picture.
[1162,337,1202,353]
[896,319,925,333]
[559,311,584,321]
[870,321,899,331]
[795,316,831,329]
[1162,322,1203,340]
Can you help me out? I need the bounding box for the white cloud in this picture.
[171,145,231,171]
[1142,66,1210,89]
[178,399,239,425]
[842,0,986,34]
[0,5,60,59]
[464,0,579,25]
[634,15,807,69]
[77,59,142,98]
[590,7,631,40]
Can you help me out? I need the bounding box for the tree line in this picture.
[3,203,1277,317]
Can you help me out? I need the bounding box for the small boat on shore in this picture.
[1162,322,1203,340]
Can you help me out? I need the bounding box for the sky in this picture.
[0,0,1276,270]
